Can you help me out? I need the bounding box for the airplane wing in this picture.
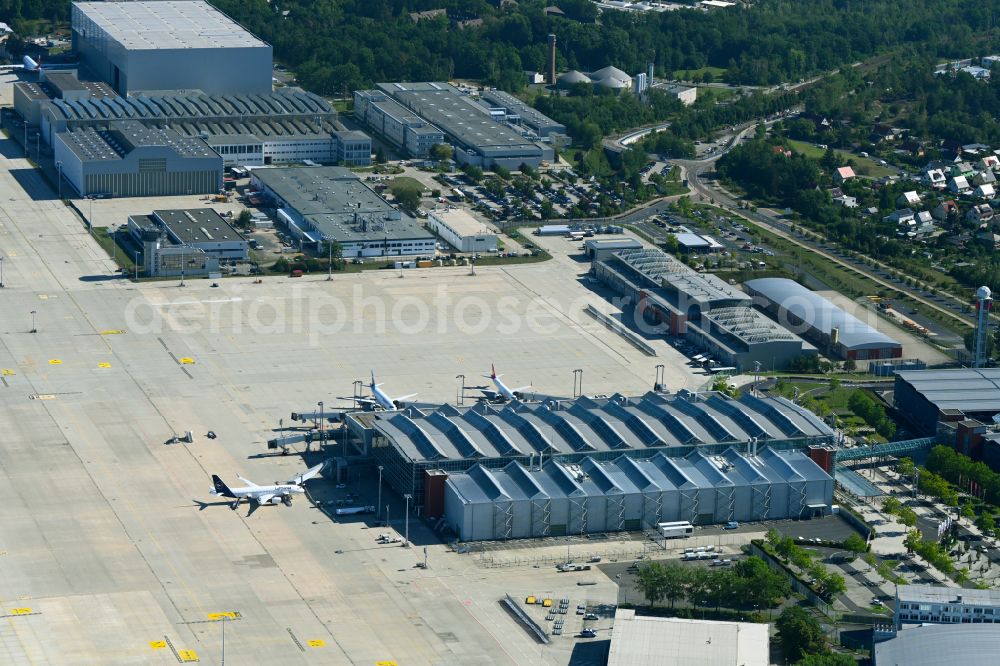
[356,397,376,406]
[478,388,500,399]
[288,461,326,485]
[510,386,532,395]
[395,393,418,403]
[236,474,260,488]
[254,494,275,506]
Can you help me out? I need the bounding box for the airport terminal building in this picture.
[251,167,435,258]
[594,249,815,371]
[744,278,903,361]
[71,1,273,96]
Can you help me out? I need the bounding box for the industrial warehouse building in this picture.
[251,167,435,258]
[127,208,248,277]
[594,249,815,371]
[14,70,370,168]
[443,445,833,541]
[895,584,1000,626]
[426,208,497,252]
[54,121,222,197]
[353,391,835,514]
[607,610,768,666]
[745,278,903,361]
[71,1,272,96]
[893,368,1000,435]
[357,82,554,169]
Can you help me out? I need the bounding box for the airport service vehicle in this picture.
[656,521,694,539]
[358,371,417,411]
[480,364,532,403]
[335,505,376,516]
[210,461,325,509]
[557,562,591,572]
[724,521,740,530]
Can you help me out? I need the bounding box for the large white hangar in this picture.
[355,391,836,516]
[443,446,834,541]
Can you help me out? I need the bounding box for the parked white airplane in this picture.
[210,461,326,509]
[359,371,417,411]
[480,364,532,402]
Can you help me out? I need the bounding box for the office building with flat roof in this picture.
[895,583,1000,626]
[371,82,553,169]
[354,90,444,158]
[426,208,497,252]
[251,167,435,258]
[71,1,272,95]
[607,609,768,666]
[475,89,568,143]
[54,120,222,197]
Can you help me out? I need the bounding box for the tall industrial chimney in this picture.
[647,62,655,86]
[975,286,993,368]
[548,34,557,85]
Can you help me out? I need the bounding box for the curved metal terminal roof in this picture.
[744,278,900,351]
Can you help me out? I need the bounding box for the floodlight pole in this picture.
[377,465,384,520]
[456,374,465,406]
[30,310,37,334]
[403,493,412,547]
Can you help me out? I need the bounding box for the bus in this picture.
[656,521,694,539]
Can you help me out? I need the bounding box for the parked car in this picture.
[724,521,740,530]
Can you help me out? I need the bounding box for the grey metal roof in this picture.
[745,277,901,350]
[476,89,566,135]
[376,82,545,157]
[57,121,216,163]
[373,392,834,464]
[895,368,1000,413]
[47,88,333,123]
[874,624,1000,666]
[253,166,429,244]
[703,306,798,344]
[73,1,267,50]
[446,446,832,505]
[152,209,245,244]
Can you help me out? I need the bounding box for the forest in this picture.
[192,0,999,97]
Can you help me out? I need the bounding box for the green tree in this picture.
[976,512,996,534]
[897,457,915,478]
[796,653,856,666]
[776,606,827,663]
[898,506,918,528]
[903,529,922,553]
[235,209,254,229]
[822,573,847,598]
[429,143,453,162]
[882,496,902,516]
[843,533,868,555]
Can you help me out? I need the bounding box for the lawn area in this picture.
[388,176,426,196]
[673,66,727,83]
[93,228,135,272]
[785,139,896,178]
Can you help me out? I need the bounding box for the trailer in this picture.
[335,505,375,516]
[656,521,694,539]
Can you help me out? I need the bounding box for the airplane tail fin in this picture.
[490,363,501,380]
[371,370,382,387]
[211,475,236,498]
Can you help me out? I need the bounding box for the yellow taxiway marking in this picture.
[38,294,48,300]
[178,649,199,662]
[98,362,111,369]
[376,661,398,666]
[48,359,62,365]
[30,394,55,401]
[1,368,14,376]
[179,357,195,365]
[207,612,239,621]
[9,608,32,615]
[6,251,16,257]
[149,641,167,650]
[100,329,125,335]
[307,639,325,648]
